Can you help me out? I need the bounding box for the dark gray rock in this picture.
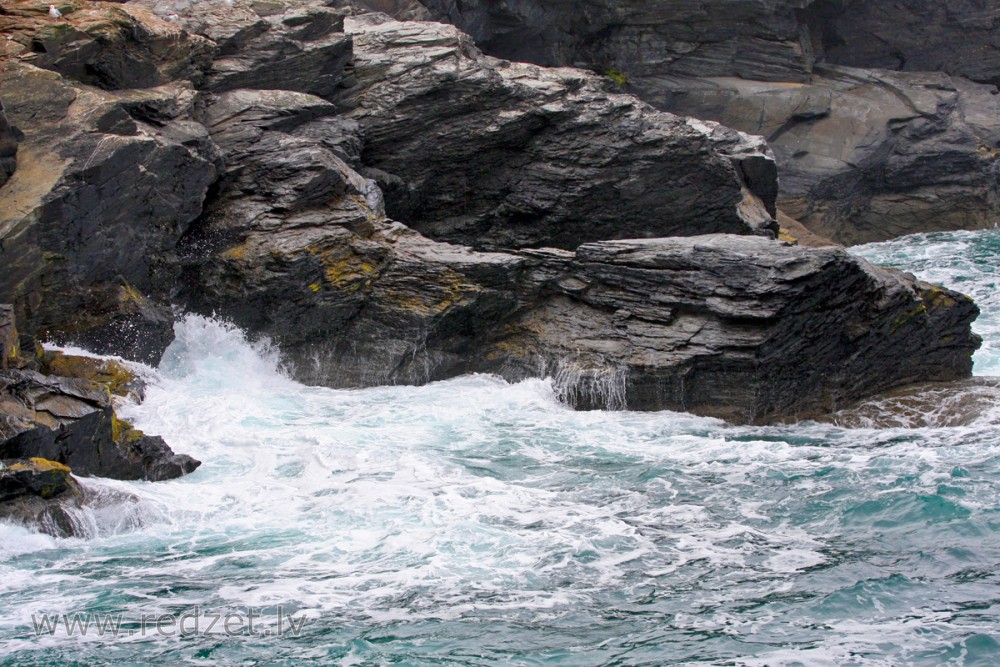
[415,0,1000,244]
[0,305,16,370]
[416,0,815,82]
[337,16,778,250]
[0,457,75,502]
[636,67,1000,245]
[0,458,144,538]
[0,64,218,360]
[0,369,200,481]
[0,98,16,188]
[130,0,354,99]
[802,0,1000,87]
[0,1,216,89]
[496,235,980,422]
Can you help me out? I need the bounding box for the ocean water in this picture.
[1,230,999,666]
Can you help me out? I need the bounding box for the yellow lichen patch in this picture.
[922,286,958,310]
[308,282,322,293]
[307,247,382,293]
[778,228,799,244]
[111,413,144,444]
[6,458,71,474]
[46,352,138,398]
[891,303,928,333]
[384,269,480,315]
[606,68,629,87]
[977,145,999,160]
[221,243,253,262]
[119,282,147,306]
[28,458,71,473]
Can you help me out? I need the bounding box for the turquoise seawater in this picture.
[1,230,999,666]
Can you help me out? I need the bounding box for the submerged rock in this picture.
[819,378,1000,429]
[0,457,143,538]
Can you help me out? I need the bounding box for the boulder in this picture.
[0,457,74,502]
[337,15,779,250]
[0,368,200,480]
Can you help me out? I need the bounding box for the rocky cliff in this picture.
[418,0,1000,245]
[0,0,983,426]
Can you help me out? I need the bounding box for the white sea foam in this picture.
[2,228,1000,665]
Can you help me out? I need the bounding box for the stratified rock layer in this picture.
[0,0,984,424]
[635,67,1000,245]
[416,0,816,82]
[415,0,1000,245]
[339,15,778,250]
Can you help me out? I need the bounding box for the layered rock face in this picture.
[417,0,816,82]
[638,68,1000,245]
[417,0,1000,245]
[0,0,983,425]
[803,0,1000,86]
[0,306,200,481]
[339,15,779,250]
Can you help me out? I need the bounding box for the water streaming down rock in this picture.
[0,231,998,665]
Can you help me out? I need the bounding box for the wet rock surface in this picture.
[0,306,199,481]
[0,457,143,537]
[0,367,200,480]
[0,0,985,424]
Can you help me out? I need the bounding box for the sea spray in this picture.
[1,234,1000,665]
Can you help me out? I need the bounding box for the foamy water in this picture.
[1,231,999,665]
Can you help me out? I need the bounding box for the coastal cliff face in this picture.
[0,0,983,426]
[417,0,1000,245]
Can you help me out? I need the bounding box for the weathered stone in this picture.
[415,0,1000,244]
[338,16,779,250]
[131,0,354,99]
[416,0,816,82]
[802,0,1000,87]
[0,0,216,89]
[41,350,145,401]
[0,368,200,480]
[0,457,75,502]
[0,98,16,188]
[0,62,218,359]
[0,458,142,538]
[634,67,1000,245]
[493,235,980,422]
[0,304,17,370]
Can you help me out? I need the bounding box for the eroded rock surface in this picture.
[635,67,1000,245]
[339,15,778,250]
[415,0,1000,245]
[0,0,984,424]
